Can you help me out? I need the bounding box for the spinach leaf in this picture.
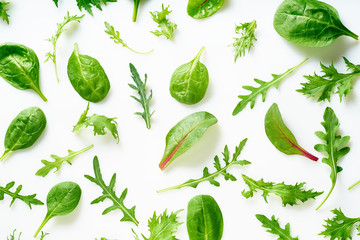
[256,214,298,240]
[0,43,47,101]
[187,0,224,19]
[0,107,46,162]
[67,43,110,103]
[0,181,44,208]
[34,181,82,237]
[170,47,209,105]
[265,103,318,161]
[159,111,217,170]
[273,0,358,47]
[187,195,223,240]
[0,1,10,24]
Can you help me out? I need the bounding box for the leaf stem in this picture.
[0,149,11,161]
[132,0,139,22]
[34,215,51,237]
[316,183,335,210]
[348,180,360,190]
[33,87,48,102]
[127,46,154,55]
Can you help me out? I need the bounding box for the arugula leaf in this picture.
[0,181,44,208]
[53,0,117,16]
[230,20,257,62]
[133,209,183,240]
[104,21,153,54]
[45,12,84,82]
[0,1,9,24]
[73,103,119,143]
[150,4,177,40]
[36,145,94,177]
[85,156,139,226]
[157,138,251,192]
[315,107,350,210]
[232,58,308,115]
[129,63,154,129]
[241,174,322,206]
[7,230,21,240]
[256,214,298,240]
[298,57,360,102]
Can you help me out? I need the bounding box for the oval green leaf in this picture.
[170,47,209,105]
[159,111,217,170]
[273,0,358,47]
[187,0,224,19]
[67,43,110,103]
[0,43,47,101]
[187,195,223,240]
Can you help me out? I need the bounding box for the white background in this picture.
[0,0,360,239]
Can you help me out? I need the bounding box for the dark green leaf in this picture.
[0,181,43,208]
[150,4,177,40]
[256,214,298,240]
[187,0,224,19]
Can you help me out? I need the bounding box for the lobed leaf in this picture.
[0,1,10,24]
[256,214,298,240]
[230,20,257,62]
[0,181,43,208]
[150,4,177,40]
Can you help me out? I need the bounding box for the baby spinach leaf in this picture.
[265,103,318,161]
[315,107,350,210]
[1,107,47,162]
[34,181,81,237]
[187,195,223,240]
[0,43,47,101]
[0,1,10,24]
[159,111,218,170]
[233,58,308,115]
[157,138,251,192]
[150,4,177,41]
[0,181,44,208]
[273,0,358,47]
[84,156,139,226]
[36,144,94,177]
[187,0,224,19]
[230,20,257,62]
[170,47,209,105]
[67,43,110,103]
[256,214,298,240]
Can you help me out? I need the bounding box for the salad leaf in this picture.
[157,138,251,192]
[0,181,44,208]
[52,0,117,16]
[0,1,9,24]
[256,214,298,240]
[187,0,224,19]
[241,174,323,206]
[230,20,257,62]
[150,4,177,40]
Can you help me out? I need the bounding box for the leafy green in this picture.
[129,63,154,129]
[52,0,117,16]
[187,0,224,19]
[132,0,140,22]
[315,107,350,210]
[232,58,308,115]
[85,156,139,226]
[170,47,209,104]
[150,4,177,40]
[256,214,298,240]
[133,209,183,240]
[73,103,119,143]
[0,181,43,208]
[241,174,323,206]
[45,12,84,82]
[320,209,360,240]
[34,181,81,237]
[157,138,251,192]
[36,145,94,177]
[0,43,47,101]
[104,21,153,54]
[273,0,358,47]
[0,107,47,162]
[265,103,318,161]
[230,20,257,62]
[159,111,218,170]
[7,230,48,240]
[298,57,360,102]
[0,1,10,24]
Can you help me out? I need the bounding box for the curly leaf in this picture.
[150,4,177,40]
[0,1,10,24]
[230,20,257,62]
[0,181,43,208]
[256,214,298,240]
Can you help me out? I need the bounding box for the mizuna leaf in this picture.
[315,107,350,210]
[159,111,218,170]
[0,1,10,24]
[265,103,318,161]
[241,174,322,206]
[232,58,308,115]
[157,138,251,192]
[256,214,298,240]
[84,156,139,226]
[230,20,257,62]
[0,181,44,208]
[150,4,177,41]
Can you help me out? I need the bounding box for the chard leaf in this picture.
[230,20,257,62]
[256,214,298,240]
[0,1,10,24]
[0,181,44,208]
[187,0,224,19]
[150,4,177,40]
[265,103,318,161]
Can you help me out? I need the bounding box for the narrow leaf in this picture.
[256,214,298,240]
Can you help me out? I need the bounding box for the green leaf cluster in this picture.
[150,4,177,40]
[256,214,298,240]
[52,0,117,15]
[230,20,257,62]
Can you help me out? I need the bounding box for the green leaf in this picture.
[187,0,224,19]
[0,181,44,208]
[129,63,154,129]
[73,103,119,143]
[0,1,10,24]
[84,156,139,226]
[265,103,318,161]
[256,214,298,240]
[298,57,360,102]
[157,138,251,192]
[36,145,94,177]
[150,4,177,40]
[241,174,323,206]
[159,111,218,170]
[232,58,308,115]
[230,20,257,62]
[315,107,350,210]
[75,0,117,16]
[273,0,358,47]
[132,0,140,22]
